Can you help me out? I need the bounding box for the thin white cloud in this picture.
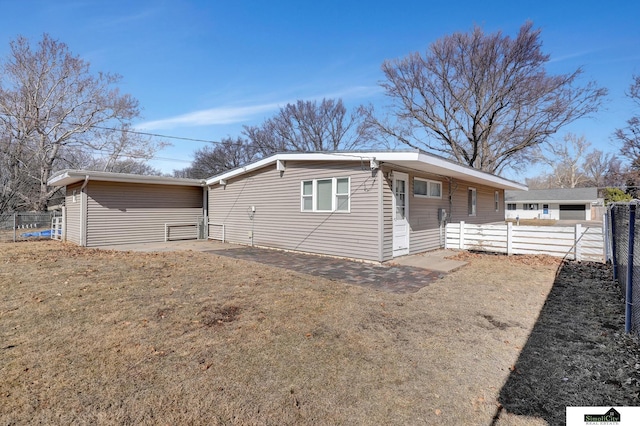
[136,85,382,131]
[135,102,282,130]
[548,48,602,63]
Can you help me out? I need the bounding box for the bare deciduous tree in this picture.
[175,137,258,179]
[616,75,640,168]
[538,133,590,188]
[526,133,622,189]
[583,149,621,187]
[365,21,607,174]
[0,34,164,211]
[244,98,367,156]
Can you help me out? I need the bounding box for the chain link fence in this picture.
[606,202,640,336]
[0,211,60,242]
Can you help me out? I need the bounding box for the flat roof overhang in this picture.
[48,170,205,187]
[206,151,528,191]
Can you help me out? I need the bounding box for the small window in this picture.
[507,203,517,211]
[494,191,500,211]
[336,178,350,212]
[301,181,313,211]
[413,178,442,199]
[301,177,350,213]
[72,189,78,203]
[468,188,477,216]
[524,203,539,211]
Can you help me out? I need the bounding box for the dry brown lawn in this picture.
[0,241,581,425]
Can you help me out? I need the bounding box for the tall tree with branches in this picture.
[244,98,367,156]
[0,34,163,211]
[616,75,640,171]
[365,22,607,175]
[175,137,258,179]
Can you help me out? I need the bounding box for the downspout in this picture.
[80,175,89,247]
[626,203,636,334]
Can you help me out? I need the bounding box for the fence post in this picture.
[626,204,636,334]
[13,212,16,242]
[575,224,582,261]
[507,221,513,256]
[459,221,465,250]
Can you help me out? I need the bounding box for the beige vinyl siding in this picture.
[208,161,380,261]
[449,182,504,224]
[64,182,83,244]
[408,171,450,254]
[85,181,203,246]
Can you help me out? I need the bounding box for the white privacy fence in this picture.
[445,222,604,262]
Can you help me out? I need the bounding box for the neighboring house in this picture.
[48,150,526,262]
[504,187,603,221]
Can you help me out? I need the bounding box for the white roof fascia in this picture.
[205,151,528,191]
[48,170,205,187]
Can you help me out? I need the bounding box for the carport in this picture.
[47,170,207,247]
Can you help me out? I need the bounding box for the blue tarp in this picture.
[20,229,60,238]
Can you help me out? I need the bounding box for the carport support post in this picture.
[625,204,636,334]
[459,221,465,250]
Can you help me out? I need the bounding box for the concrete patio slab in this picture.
[91,239,464,294]
[96,239,241,253]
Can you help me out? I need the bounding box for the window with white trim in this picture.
[524,203,539,210]
[507,203,517,211]
[494,191,500,211]
[301,177,350,212]
[413,177,442,198]
[468,188,477,216]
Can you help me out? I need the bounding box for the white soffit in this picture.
[206,151,527,191]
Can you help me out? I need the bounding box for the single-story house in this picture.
[48,150,526,262]
[504,187,604,221]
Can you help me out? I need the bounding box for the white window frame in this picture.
[301,177,351,213]
[507,203,517,211]
[494,191,500,212]
[468,187,477,216]
[413,177,442,199]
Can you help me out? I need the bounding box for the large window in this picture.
[301,177,350,212]
[524,203,539,211]
[413,178,442,199]
[468,188,477,216]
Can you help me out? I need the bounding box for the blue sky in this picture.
[1,0,638,179]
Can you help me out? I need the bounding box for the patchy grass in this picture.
[0,241,636,425]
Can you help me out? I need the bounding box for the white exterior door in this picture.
[392,172,409,257]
